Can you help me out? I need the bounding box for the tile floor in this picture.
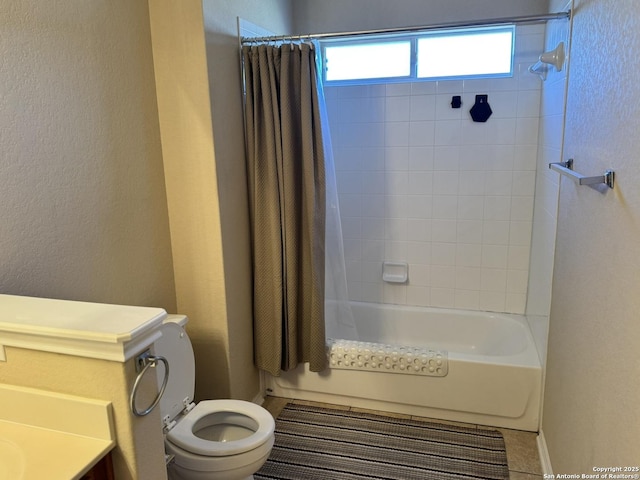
[262,396,542,480]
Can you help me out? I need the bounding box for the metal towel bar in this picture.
[549,159,615,189]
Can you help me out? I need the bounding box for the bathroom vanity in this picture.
[0,295,169,480]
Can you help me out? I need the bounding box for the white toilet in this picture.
[153,315,275,480]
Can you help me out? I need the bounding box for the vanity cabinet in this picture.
[81,452,115,480]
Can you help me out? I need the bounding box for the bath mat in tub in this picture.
[255,403,509,480]
[327,339,448,377]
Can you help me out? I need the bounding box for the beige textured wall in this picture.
[543,0,640,471]
[148,0,232,402]
[292,0,549,33]
[0,0,176,312]
[197,0,293,401]
[0,347,167,480]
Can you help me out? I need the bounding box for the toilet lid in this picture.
[154,322,195,423]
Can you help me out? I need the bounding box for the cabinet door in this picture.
[80,452,114,480]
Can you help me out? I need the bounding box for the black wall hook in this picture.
[470,94,492,122]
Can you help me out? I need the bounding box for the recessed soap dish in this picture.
[382,261,408,283]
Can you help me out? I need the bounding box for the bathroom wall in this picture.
[0,0,176,312]
[526,1,571,368]
[195,0,293,401]
[325,25,544,314]
[542,0,640,472]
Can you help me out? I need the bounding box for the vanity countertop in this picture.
[0,294,167,362]
[0,384,115,480]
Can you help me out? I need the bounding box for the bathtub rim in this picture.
[334,301,542,369]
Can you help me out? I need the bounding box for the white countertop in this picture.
[0,384,115,480]
[0,420,113,480]
[0,294,166,361]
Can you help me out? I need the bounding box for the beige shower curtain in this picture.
[242,42,327,376]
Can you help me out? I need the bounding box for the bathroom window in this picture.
[322,25,514,85]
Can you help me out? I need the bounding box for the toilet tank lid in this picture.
[164,314,188,326]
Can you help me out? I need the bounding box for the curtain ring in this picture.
[129,353,169,417]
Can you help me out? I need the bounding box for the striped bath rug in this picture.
[255,403,509,480]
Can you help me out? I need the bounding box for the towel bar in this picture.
[549,159,615,189]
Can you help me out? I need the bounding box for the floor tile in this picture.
[411,415,478,429]
[498,428,542,475]
[509,472,543,479]
[261,396,291,418]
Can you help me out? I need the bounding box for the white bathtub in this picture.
[265,301,543,431]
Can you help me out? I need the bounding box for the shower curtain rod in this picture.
[240,11,570,44]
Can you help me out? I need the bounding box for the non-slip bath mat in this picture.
[255,403,509,480]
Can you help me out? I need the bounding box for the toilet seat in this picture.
[167,400,275,456]
[154,318,275,463]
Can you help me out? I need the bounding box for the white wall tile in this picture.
[481,268,507,292]
[432,196,458,220]
[386,96,411,122]
[433,146,460,170]
[411,82,436,95]
[482,244,509,268]
[407,218,431,241]
[409,264,430,286]
[361,282,384,303]
[455,289,480,310]
[431,242,456,266]
[362,240,385,261]
[409,121,436,146]
[435,120,462,146]
[407,172,433,195]
[327,24,542,314]
[435,94,463,120]
[431,288,455,308]
[433,171,459,195]
[361,261,382,283]
[431,219,457,243]
[457,197,484,220]
[479,291,506,312]
[385,122,410,146]
[456,266,481,290]
[405,195,432,219]
[385,240,408,260]
[385,194,409,218]
[482,221,510,245]
[456,243,482,267]
[410,95,436,121]
[457,220,484,244]
[361,171,385,194]
[408,146,435,170]
[386,83,411,96]
[430,265,456,288]
[361,217,385,239]
[436,80,463,94]
[385,147,409,171]
[406,286,431,306]
[407,241,430,264]
[361,194,384,218]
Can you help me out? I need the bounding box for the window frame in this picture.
[321,25,515,86]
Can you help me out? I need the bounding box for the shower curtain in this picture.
[243,42,357,376]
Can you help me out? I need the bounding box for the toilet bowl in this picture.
[153,316,275,480]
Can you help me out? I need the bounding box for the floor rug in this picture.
[255,403,510,480]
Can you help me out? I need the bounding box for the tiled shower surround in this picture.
[324,25,546,314]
